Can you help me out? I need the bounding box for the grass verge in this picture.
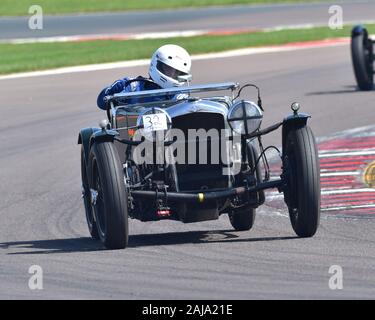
[1,25,374,75]
[1,0,334,16]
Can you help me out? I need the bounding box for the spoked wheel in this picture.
[283,126,320,238]
[228,143,261,231]
[88,141,129,249]
[351,28,374,91]
[81,146,99,240]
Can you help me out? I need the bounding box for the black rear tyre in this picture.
[283,126,320,238]
[351,29,374,91]
[81,147,99,240]
[228,143,260,231]
[88,141,129,249]
[229,206,256,231]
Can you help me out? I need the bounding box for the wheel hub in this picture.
[90,188,98,206]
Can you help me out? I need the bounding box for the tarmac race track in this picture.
[0,44,375,299]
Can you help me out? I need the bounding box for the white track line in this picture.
[320,171,361,177]
[271,171,361,177]
[321,188,375,195]
[268,188,375,198]
[317,125,375,141]
[319,150,375,158]
[0,30,209,44]
[321,204,375,211]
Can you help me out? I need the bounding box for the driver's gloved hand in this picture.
[105,79,125,95]
[174,93,189,101]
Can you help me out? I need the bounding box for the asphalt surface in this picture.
[1,1,375,39]
[1,44,375,299]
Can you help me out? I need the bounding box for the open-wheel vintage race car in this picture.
[78,80,321,249]
[351,25,374,91]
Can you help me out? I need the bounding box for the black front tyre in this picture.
[88,141,129,249]
[283,126,320,238]
[351,29,374,91]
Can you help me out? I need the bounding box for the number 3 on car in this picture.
[142,113,168,132]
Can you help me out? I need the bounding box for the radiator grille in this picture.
[171,112,228,191]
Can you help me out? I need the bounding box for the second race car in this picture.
[351,25,374,91]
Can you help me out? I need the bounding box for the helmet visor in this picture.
[156,60,188,80]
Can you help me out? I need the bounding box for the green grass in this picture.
[1,25,374,75]
[0,0,332,16]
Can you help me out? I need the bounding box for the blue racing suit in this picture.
[97,76,171,110]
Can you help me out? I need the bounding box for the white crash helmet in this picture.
[149,44,192,88]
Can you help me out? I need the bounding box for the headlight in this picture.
[136,107,172,141]
[227,100,263,135]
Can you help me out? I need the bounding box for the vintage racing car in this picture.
[351,25,374,91]
[78,80,321,249]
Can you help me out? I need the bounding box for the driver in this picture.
[97,44,192,109]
